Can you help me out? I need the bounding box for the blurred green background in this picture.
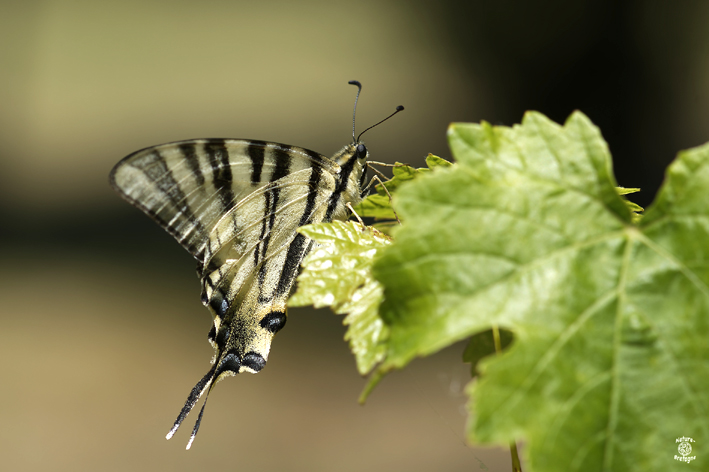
[2,1,708,470]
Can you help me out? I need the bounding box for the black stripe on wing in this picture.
[325,152,360,220]
[204,141,237,214]
[254,147,292,290]
[247,141,266,183]
[273,158,324,298]
[179,142,205,186]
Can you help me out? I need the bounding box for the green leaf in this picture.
[352,193,396,220]
[616,187,644,223]
[426,153,453,169]
[371,111,708,471]
[288,221,391,375]
[616,187,641,196]
[354,163,419,220]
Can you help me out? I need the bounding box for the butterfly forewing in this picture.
[109,139,338,264]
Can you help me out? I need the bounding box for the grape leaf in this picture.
[616,187,644,223]
[372,111,708,471]
[616,187,641,196]
[426,153,453,169]
[353,163,420,221]
[288,221,391,375]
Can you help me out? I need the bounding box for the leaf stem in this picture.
[509,441,522,472]
[492,324,502,352]
[492,325,522,472]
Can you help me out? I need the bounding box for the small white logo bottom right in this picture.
[675,436,696,464]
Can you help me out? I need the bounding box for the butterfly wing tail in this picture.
[184,380,216,450]
[166,362,218,443]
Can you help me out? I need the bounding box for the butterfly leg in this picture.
[366,160,397,168]
[365,163,391,185]
[346,202,366,228]
[369,175,401,224]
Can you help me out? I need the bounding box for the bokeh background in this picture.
[2,1,708,471]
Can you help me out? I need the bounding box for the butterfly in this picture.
[109,81,403,449]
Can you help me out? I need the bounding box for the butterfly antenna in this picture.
[166,363,218,443]
[348,80,363,142]
[357,105,404,142]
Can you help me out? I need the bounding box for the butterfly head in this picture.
[332,141,369,167]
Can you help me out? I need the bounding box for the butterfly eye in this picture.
[356,143,367,158]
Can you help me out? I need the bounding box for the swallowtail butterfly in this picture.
[109,81,402,449]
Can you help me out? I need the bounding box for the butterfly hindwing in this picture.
[199,164,339,353]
